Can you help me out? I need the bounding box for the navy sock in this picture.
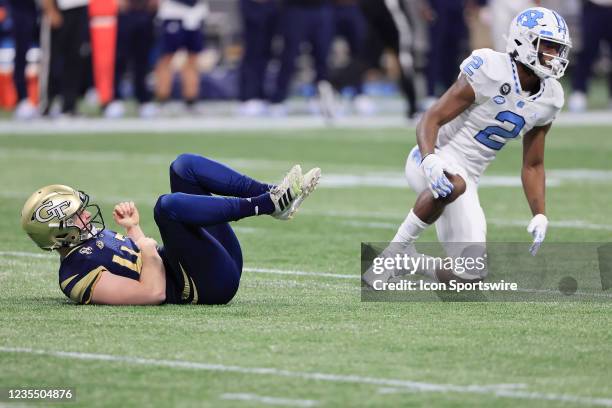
[238,193,274,217]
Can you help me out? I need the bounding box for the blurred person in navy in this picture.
[155,0,207,114]
[359,0,418,118]
[333,0,373,115]
[422,0,467,110]
[39,0,89,117]
[237,0,279,117]
[7,0,39,120]
[104,0,158,119]
[269,0,334,116]
[568,0,612,112]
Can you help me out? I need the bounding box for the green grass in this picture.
[0,126,611,407]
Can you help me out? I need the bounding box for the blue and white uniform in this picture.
[405,48,564,246]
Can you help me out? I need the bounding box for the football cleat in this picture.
[270,165,303,220]
[289,167,321,216]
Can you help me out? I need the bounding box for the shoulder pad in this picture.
[460,49,510,103]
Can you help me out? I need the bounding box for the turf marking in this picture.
[220,393,318,407]
[0,111,610,134]
[243,267,353,280]
[340,219,612,232]
[2,251,611,298]
[0,347,610,407]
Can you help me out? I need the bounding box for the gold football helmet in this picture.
[21,185,105,251]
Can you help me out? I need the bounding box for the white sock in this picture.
[392,209,429,243]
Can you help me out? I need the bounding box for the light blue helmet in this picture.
[506,7,572,79]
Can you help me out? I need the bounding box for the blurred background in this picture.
[0,0,609,121]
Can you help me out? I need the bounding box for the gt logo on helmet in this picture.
[34,200,72,222]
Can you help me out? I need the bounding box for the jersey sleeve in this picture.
[459,49,503,105]
[59,257,105,304]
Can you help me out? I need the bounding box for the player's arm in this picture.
[522,124,551,255]
[416,74,475,198]
[113,201,145,242]
[416,74,475,156]
[40,0,63,28]
[90,238,166,305]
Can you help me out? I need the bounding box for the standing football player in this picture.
[21,155,320,305]
[363,7,571,285]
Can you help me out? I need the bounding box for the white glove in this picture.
[420,154,458,199]
[527,214,548,256]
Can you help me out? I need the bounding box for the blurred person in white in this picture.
[104,0,159,119]
[39,0,89,117]
[487,0,541,52]
[155,0,208,114]
[568,0,612,112]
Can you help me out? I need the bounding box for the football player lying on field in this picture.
[21,154,320,305]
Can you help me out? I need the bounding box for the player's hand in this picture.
[113,201,140,228]
[420,154,458,199]
[527,214,548,256]
[135,237,160,258]
[47,9,63,28]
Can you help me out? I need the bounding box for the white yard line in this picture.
[2,251,611,298]
[243,267,353,280]
[220,393,318,407]
[341,219,612,231]
[0,111,610,134]
[0,347,610,407]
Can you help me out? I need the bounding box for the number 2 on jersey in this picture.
[474,111,526,151]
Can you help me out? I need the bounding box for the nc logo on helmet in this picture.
[34,200,71,222]
[518,9,544,29]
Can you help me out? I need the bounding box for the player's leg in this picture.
[393,146,466,243]
[362,146,465,287]
[310,5,334,84]
[169,153,273,198]
[270,6,307,104]
[155,20,179,103]
[154,204,241,305]
[433,178,487,282]
[181,54,200,106]
[570,1,604,96]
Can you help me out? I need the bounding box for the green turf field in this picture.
[1,126,611,407]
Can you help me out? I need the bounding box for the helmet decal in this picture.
[34,200,72,223]
[517,9,544,29]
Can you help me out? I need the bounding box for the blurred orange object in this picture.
[0,71,17,110]
[89,0,118,106]
[27,69,39,106]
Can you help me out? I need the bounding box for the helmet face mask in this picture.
[21,185,105,251]
[506,7,572,80]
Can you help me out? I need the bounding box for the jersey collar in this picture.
[508,56,546,102]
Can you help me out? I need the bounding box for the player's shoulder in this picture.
[461,48,511,82]
[543,78,565,109]
[59,244,106,304]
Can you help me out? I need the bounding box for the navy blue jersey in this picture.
[58,229,142,304]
